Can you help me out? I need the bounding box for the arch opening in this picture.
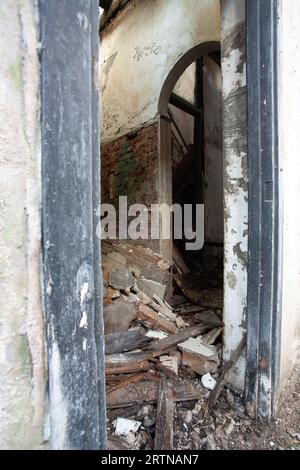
[158,42,224,348]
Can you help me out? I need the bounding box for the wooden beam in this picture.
[169,93,202,117]
[154,378,174,450]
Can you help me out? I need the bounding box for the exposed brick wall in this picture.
[101,122,159,207]
[101,122,160,251]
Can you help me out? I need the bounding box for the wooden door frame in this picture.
[40,0,106,449]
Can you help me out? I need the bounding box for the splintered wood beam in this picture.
[105,350,167,375]
[144,323,208,352]
[154,378,174,450]
[206,335,246,411]
[106,380,205,409]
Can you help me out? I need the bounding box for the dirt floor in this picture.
[174,365,300,450]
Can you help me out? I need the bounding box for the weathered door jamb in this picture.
[245,0,282,420]
[40,0,106,449]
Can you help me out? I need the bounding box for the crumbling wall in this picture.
[101,122,159,251]
[221,0,247,389]
[100,0,220,248]
[0,0,46,449]
[278,0,300,389]
[100,0,220,144]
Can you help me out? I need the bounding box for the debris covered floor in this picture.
[102,242,300,450]
[102,241,230,450]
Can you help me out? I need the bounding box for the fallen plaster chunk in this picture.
[114,417,141,437]
[201,373,217,391]
[145,330,168,340]
[179,337,219,375]
[179,337,218,361]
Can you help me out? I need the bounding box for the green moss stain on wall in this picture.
[9,60,22,90]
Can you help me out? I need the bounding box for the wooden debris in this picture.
[106,380,206,409]
[154,378,174,450]
[104,299,137,334]
[206,335,246,411]
[202,327,223,345]
[106,373,146,394]
[152,294,176,322]
[106,287,121,300]
[159,354,179,376]
[107,405,141,421]
[173,245,190,274]
[105,327,150,355]
[144,323,208,352]
[107,436,130,450]
[105,350,166,375]
[176,304,203,316]
[175,316,186,329]
[138,303,178,335]
[102,240,170,285]
[137,278,166,301]
[179,337,219,375]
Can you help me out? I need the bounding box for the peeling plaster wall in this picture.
[278,0,300,388]
[0,1,46,449]
[100,0,220,144]
[221,0,247,389]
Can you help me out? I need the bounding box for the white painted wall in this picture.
[173,62,196,105]
[100,0,220,143]
[278,0,300,389]
[221,0,247,390]
[0,0,46,449]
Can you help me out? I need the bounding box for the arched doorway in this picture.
[158,42,224,356]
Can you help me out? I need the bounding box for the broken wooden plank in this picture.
[105,327,150,355]
[144,323,208,352]
[138,303,178,335]
[152,294,176,322]
[105,349,166,375]
[107,405,141,422]
[173,245,190,274]
[154,378,174,450]
[202,327,223,345]
[176,304,203,316]
[106,372,146,394]
[206,335,246,410]
[106,380,206,409]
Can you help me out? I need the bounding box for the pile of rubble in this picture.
[102,241,242,450]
